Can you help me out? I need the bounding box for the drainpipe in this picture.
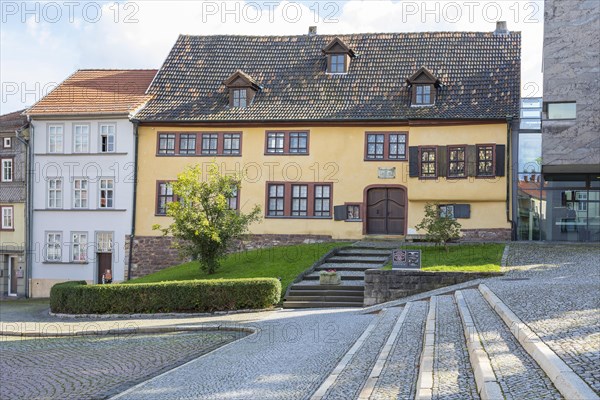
[15,118,32,297]
[506,116,516,240]
[127,120,139,280]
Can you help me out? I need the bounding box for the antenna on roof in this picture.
[308,26,317,36]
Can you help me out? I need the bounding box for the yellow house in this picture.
[130,29,520,277]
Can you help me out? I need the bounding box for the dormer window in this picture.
[322,37,355,74]
[224,70,261,108]
[415,85,432,105]
[407,67,441,107]
[233,89,247,108]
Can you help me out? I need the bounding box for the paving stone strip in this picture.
[462,289,563,400]
[432,295,479,400]
[319,307,405,400]
[369,301,429,400]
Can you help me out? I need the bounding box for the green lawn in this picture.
[128,242,352,296]
[382,243,504,272]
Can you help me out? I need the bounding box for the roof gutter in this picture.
[127,119,140,280]
[506,116,515,240]
[17,118,33,297]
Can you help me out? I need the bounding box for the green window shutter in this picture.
[454,204,471,218]
[409,146,419,177]
[466,145,477,177]
[333,205,346,221]
[495,145,506,177]
[437,146,447,177]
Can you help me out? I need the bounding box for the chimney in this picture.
[308,26,317,36]
[494,21,508,35]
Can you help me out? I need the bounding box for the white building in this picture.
[26,69,156,297]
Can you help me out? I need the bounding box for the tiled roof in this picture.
[0,110,28,132]
[136,32,520,122]
[26,70,157,116]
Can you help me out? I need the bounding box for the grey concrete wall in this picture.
[542,0,600,168]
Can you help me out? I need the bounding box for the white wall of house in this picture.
[30,117,134,297]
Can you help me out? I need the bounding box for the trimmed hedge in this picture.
[50,278,281,314]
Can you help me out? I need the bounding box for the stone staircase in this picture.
[309,283,594,400]
[283,245,392,309]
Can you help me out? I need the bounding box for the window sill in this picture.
[34,209,127,212]
[43,261,89,265]
[345,219,362,222]
[0,228,15,231]
[155,154,242,157]
[264,153,309,156]
[364,158,407,162]
[34,153,129,156]
[265,216,332,220]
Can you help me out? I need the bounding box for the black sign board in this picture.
[392,249,422,269]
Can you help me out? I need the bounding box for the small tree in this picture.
[153,163,261,274]
[415,203,461,252]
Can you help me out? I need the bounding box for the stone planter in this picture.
[319,273,341,285]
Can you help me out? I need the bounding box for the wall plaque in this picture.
[378,167,396,179]
[392,249,422,269]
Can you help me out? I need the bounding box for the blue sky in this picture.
[1,0,544,114]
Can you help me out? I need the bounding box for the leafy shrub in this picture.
[50,278,281,314]
[415,203,462,252]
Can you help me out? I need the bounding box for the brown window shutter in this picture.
[495,145,506,177]
[466,145,477,177]
[409,146,419,177]
[437,146,447,177]
[333,205,346,221]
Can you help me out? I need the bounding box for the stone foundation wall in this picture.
[125,234,334,279]
[461,228,511,241]
[364,269,503,306]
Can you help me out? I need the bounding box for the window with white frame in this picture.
[439,204,455,219]
[97,232,113,253]
[3,137,11,148]
[1,206,13,230]
[73,179,88,208]
[48,125,63,153]
[46,232,62,261]
[73,124,89,153]
[99,179,114,208]
[100,124,116,152]
[1,159,13,182]
[48,179,63,208]
[71,232,88,262]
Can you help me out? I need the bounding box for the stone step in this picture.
[337,249,392,256]
[316,263,381,271]
[292,280,365,287]
[287,288,364,297]
[289,283,364,291]
[284,295,365,303]
[458,289,562,399]
[312,307,405,399]
[328,256,388,264]
[304,271,365,280]
[282,301,363,309]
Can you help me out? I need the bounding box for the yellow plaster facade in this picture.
[135,123,510,240]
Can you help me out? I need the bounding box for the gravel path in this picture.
[433,295,479,400]
[486,243,600,395]
[0,331,239,400]
[462,289,563,400]
[370,301,428,400]
[113,309,372,400]
[322,307,404,399]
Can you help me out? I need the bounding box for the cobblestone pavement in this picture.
[113,308,373,400]
[370,301,428,400]
[322,307,404,399]
[486,243,600,395]
[463,288,563,399]
[0,331,239,400]
[432,295,479,400]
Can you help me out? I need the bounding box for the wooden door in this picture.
[9,257,17,295]
[366,188,406,235]
[97,253,112,283]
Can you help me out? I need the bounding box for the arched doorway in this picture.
[365,186,407,235]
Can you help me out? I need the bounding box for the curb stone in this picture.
[479,284,599,400]
[415,296,436,400]
[49,307,281,319]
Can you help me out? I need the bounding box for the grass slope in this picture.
[383,243,504,272]
[128,242,352,296]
